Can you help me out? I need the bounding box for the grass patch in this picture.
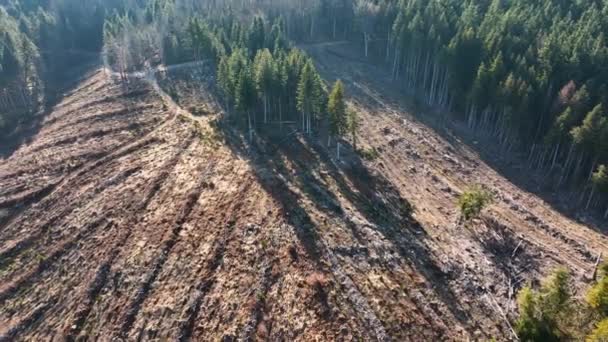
[359,146,380,161]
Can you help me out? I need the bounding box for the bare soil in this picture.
[0,45,606,341]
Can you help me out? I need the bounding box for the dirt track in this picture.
[0,45,607,341]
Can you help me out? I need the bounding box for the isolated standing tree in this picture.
[515,268,572,341]
[457,185,493,222]
[328,79,348,158]
[348,108,359,151]
[588,319,608,342]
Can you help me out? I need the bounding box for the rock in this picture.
[524,215,540,224]
[442,154,458,164]
[388,137,404,147]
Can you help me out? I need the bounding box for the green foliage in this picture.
[1,0,115,135]
[200,15,325,133]
[359,147,379,161]
[457,185,493,221]
[515,269,572,341]
[592,166,608,194]
[587,319,608,342]
[296,60,325,132]
[388,0,608,186]
[328,80,347,138]
[571,105,607,154]
[235,66,255,114]
[348,109,360,150]
[539,269,571,325]
[516,287,544,342]
[587,275,608,317]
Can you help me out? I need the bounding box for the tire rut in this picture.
[0,165,143,267]
[45,103,156,138]
[0,218,109,305]
[118,159,210,337]
[64,132,197,341]
[0,296,58,342]
[177,221,235,342]
[239,262,276,342]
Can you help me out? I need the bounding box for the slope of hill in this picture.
[0,50,607,341]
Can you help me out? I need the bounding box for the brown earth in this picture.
[0,43,606,341]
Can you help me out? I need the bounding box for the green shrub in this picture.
[359,147,379,161]
[587,276,608,317]
[457,185,493,221]
[587,318,608,342]
[515,269,572,342]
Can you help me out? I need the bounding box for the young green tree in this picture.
[515,268,572,341]
[587,319,608,342]
[253,48,276,124]
[217,55,232,109]
[236,65,256,141]
[516,287,542,341]
[348,109,360,152]
[457,185,493,221]
[571,105,607,176]
[587,271,608,317]
[296,60,324,134]
[539,268,572,327]
[588,165,608,211]
[328,80,347,153]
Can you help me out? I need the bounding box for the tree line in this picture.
[104,6,359,155]
[384,0,608,217]
[0,0,127,135]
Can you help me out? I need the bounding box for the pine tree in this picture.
[590,165,608,217]
[236,65,256,141]
[572,105,606,154]
[348,108,359,152]
[253,48,276,124]
[515,269,572,341]
[296,60,324,134]
[328,79,347,157]
[217,55,232,109]
[587,319,608,342]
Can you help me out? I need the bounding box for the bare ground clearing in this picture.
[0,46,606,341]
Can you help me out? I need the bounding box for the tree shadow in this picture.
[303,42,605,231]
[215,121,482,332]
[0,58,100,159]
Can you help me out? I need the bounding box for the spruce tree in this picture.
[254,48,276,124]
[236,65,256,141]
[296,60,323,134]
[328,79,347,154]
[348,108,359,152]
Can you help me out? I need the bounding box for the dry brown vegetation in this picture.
[0,43,607,341]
